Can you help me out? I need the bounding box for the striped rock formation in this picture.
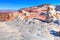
[18,4,57,23]
[0,4,60,23]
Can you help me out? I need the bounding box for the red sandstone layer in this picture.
[0,11,18,21]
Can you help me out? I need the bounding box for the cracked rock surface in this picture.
[0,16,60,40]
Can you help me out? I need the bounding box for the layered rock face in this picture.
[0,4,60,22]
[18,4,56,23]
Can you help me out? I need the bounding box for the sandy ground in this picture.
[0,16,60,40]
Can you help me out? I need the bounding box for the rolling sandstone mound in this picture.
[0,4,60,40]
[0,22,22,40]
[5,14,60,40]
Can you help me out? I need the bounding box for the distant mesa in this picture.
[0,10,18,21]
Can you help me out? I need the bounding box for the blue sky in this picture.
[0,0,60,10]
